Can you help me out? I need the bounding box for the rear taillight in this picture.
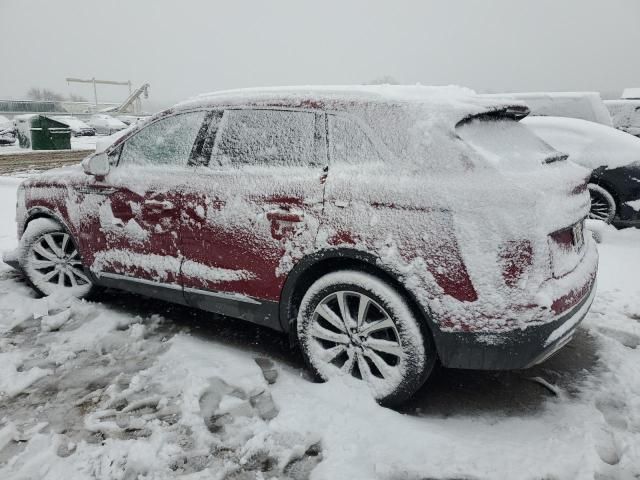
[549,221,584,252]
[571,182,588,195]
[498,240,533,287]
[549,228,574,250]
[548,220,585,278]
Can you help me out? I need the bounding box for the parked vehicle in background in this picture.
[0,115,16,145]
[604,100,640,137]
[2,86,597,404]
[87,114,127,135]
[116,115,145,126]
[523,116,640,227]
[486,92,613,126]
[50,116,96,137]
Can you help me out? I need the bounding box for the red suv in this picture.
[3,86,598,405]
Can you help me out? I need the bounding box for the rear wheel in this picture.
[588,183,616,223]
[297,270,435,406]
[19,218,94,298]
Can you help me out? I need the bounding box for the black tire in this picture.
[18,218,94,298]
[588,183,616,224]
[296,270,436,406]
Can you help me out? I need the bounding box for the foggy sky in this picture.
[1,0,639,108]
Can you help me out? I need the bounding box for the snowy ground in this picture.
[0,176,639,479]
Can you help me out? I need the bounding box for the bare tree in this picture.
[67,93,88,102]
[26,87,44,100]
[26,87,87,102]
[366,75,401,85]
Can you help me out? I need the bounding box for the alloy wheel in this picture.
[28,232,91,289]
[588,185,615,223]
[589,193,612,221]
[309,290,404,384]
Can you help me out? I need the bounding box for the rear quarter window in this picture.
[328,114,382,165]
[456,117,561,169]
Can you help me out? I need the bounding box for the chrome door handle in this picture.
[266,210,304,223]
[144,199,175,210]
[76,186,117,195]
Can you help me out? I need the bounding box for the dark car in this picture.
[589,164,640,227]
[0,115,17,145]
[51,116,96,137]
[523,116,640,228]
[0,127,17,145]
[2,86,598,405]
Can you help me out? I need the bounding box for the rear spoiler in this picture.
[456,105,530,128]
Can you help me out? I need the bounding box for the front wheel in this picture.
[588,183,616,224]
[297,270,435,406]
[19,218,94,298]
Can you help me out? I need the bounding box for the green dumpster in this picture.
[30,116,71,150]
[14,114,71,150]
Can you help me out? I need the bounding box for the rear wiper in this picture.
[456,105,530,127]
[543,153,569,164]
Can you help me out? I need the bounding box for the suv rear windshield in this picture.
[456,117,563,168]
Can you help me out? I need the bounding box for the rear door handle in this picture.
[144,199,175,211]
[266,210,304,222]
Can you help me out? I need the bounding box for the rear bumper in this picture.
[432,277,597,370]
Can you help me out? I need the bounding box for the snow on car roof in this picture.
[176,85,527,126]
[522,115,640,170]
[484,91,613,127]
[0,115,12,129]
[621,87,640,99]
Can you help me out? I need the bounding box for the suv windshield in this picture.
[457,117,564,168]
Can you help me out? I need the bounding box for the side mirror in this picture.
[82,152,110,177]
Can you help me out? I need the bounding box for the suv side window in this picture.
[328,114,381,164]
[211,109,317,167]
[119,111,206,167]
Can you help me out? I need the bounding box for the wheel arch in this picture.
[23,207,74,237]
[279,248,438,346]
[588,175,620,210]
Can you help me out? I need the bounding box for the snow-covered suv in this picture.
[3,86,598,405]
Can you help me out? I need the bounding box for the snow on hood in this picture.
[522,116,640,170]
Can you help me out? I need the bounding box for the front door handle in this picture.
[144,199,175,211]
[76,185,117,195]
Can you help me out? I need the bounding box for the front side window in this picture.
[119,111,206,167]
[328,114,382,165]
[211,109,317,167]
